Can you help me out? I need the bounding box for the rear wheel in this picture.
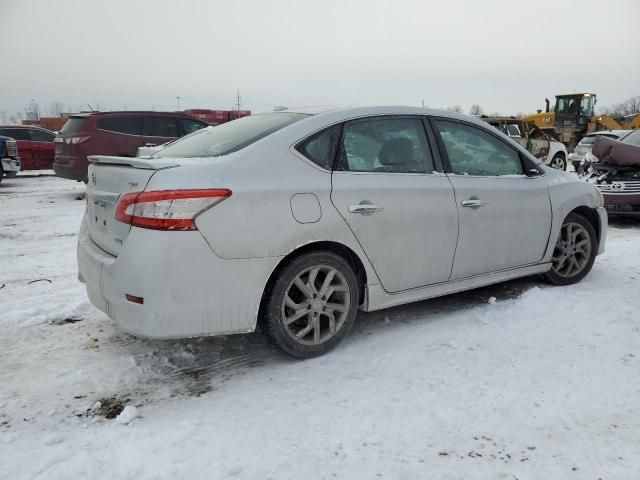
[544,213,597,285]
[549,153,566,170]
[259,251,359,359]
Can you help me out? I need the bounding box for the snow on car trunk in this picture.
[85,156,176,256]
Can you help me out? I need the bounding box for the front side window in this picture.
[153,113,308,158]
[337,117,434,173]
[295,124,341,170]
[29,129,55,142]
[434,120,523,176]
[97,116,143,135]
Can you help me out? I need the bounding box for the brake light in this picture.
[115,189,231,231]
[66,136,91,145]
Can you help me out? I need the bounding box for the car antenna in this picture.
[86,103,95,112]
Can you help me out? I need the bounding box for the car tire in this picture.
[543,213,597,286]
[259,251,360,359]
[550,153,566,171]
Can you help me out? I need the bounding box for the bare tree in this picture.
[26,99,40,121]
[599,95,640,118]
[49,101,65,117]
[446,105,464,113]
[468,104,484,116]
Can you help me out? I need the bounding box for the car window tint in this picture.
[153,113,308,158]
[97,116,142,135]
[295,124,341,170]
[144,117,179,137]
[29,129,55,142]
[434,120,523,176]
[181,118,208,134]
[337,117,434,173]
[0,128,29,140]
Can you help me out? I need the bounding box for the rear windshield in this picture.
[60,118,87,135]
[152,113,309,158]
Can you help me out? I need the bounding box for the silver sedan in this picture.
[78,106,607,358]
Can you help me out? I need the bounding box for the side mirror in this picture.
[525,168,542,177]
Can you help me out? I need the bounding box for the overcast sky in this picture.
[1,0,638,118]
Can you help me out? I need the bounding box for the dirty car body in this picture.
[77,106,607,356]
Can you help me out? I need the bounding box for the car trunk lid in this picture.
[85,156,177,256]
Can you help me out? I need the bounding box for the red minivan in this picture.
[0,125,56,170]
[53,111,208,181]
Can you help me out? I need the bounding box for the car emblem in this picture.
[611,182,624,191]
[91,172,96,185]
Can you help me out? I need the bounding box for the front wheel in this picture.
[544,213,597,285]
[549,153,566,171]
[259,251,360,359]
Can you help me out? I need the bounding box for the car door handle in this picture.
[461,199,485,208]
[348,204,384,214]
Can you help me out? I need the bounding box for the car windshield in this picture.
[622,129,640,147]
[152,113,309,158]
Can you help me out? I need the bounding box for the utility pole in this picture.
[176,96,181,111]
[421,100,425,107]
[235,90,242,112]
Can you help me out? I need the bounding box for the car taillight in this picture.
[6,140,17,157]
[115,189,231,231]
[66,136,91,145]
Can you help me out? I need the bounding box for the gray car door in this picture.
[330,116,458,293]
[431,118,552,279]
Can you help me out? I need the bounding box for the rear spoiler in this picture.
[87,155,178,170]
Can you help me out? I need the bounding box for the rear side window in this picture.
[97,116,142,135]
[153,113,308,158]
[295,124,341,170]
[580,136,596,145]
[434,119,523,176]
[144,117,179,137]
[181,118,208,134]
[59,118,86,134]
[0,128,29,140]
[29,129,55,142]
[337,117,434,173]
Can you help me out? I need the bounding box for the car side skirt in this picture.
[364,262,551,312]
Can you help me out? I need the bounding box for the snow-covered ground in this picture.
[1,175,639,480]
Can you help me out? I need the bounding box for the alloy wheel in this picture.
[551,222,592,278]
[281,265,351,346]
[550,155,566,170]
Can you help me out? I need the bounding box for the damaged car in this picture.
[583,130,640,218]
[481,116,568,170]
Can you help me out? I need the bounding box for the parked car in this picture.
[569,130,630,172]
[0,125,55,170]
[0,135,21,182]
[53,111,209,182]
[584,130,640,218]
[481,117,568,170]
[78,106,607,358]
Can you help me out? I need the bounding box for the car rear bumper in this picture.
[54,155,88,181]
[77,216,282,339]
[1,156,21,173]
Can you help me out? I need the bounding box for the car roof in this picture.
[69,111,199,118]
[587,130,631,138]
[0,125,55,133]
